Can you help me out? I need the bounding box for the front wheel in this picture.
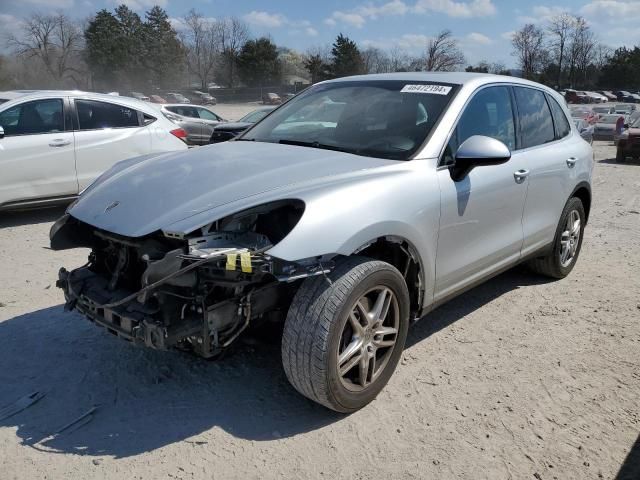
[527,197,586,279]
[616,147,626,162]
[281,257,410,412]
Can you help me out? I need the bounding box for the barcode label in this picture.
[400,84,452,95]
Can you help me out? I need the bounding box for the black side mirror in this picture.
[624,123,630,129]
[0,126,4,139]
[450,135,511,181]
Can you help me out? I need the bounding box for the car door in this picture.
[194,106,222,142]
[434,85,530,302]
[517,88,586,256]
[73,98,151,191]
[0,97,77,207]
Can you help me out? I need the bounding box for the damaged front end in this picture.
[52,200,332,358]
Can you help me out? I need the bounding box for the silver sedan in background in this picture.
[159,104,226,145]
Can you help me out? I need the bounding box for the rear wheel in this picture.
[281,257,410,412]
[616,147,626,162]
[527,197,586,279]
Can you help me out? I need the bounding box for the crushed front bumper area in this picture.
[58,267,202,349]
[57,265,286,357]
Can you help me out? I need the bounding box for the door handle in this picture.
[49,139,71,147]
[513,169,530,184]
[566,157,577,168]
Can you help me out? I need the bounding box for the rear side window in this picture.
[0,98,64,136]
[514,87,555,149]
[167,106,198,118]
[547,94,571,139]
[443,86,516,165]
[76,100,140,130]
[196,107,220,121]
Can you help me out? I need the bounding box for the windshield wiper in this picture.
[278,139,354,154]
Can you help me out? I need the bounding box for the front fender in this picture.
[268,160,441,307]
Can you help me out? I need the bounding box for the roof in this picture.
[323,71,551,91]
[0,89,157,114]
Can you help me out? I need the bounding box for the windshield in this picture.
[240,109,272,123]
[241,80,457,160]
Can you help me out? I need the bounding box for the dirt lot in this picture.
[0,140,638,480]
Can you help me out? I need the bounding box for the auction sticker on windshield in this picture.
[401,84,452,95]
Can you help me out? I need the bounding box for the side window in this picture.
[76,100,140,130]
[168,106,197,118]
[0,99,64,136]
[196,108,219,121]
[514,87,555,149]
[546,94,571,139]
[442,86,515,165]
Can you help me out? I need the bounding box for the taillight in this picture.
[170,128,188,142]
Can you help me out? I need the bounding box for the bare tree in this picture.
[511,24,546,79]
[567,17,596,87]
[8,13,84,87]
[181,10,220,90]
[362,47,391,74]
[547,13,574,87]
[388,45,410,72]
[218,17,249,87]
[489,61,507,74]
[593,44,612,70]
[423,30,465,72]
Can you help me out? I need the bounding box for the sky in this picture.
[1,0,639,67]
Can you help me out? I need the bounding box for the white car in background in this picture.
[0,90,188,210]
[585,91,608,103]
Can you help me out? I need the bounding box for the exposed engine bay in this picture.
[51,200,334,358]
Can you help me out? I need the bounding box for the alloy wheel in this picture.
[337,286,400,392]
[559,209,581,268]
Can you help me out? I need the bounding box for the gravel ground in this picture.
[0,140,638,480]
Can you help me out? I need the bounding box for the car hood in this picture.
[69,141,395,237]
[214,122,253,131]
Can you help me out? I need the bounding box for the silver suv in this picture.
[51,73,593,412]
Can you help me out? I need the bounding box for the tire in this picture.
[281,256,410,412]
[616,147,626,162]
[527,197,586,279]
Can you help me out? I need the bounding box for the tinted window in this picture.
[547,94,571,139]
[76,100,139,130]
[167,106,198,118]
[514,87,555,149]
[196,107,219,121]
[0,99,64,136]
[443,86,515,165]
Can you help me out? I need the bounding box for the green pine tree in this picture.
[330,34,365,78]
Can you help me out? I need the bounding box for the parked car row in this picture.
[124,90,217,105]
[569,104,627,141]
[563,89,640,104]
